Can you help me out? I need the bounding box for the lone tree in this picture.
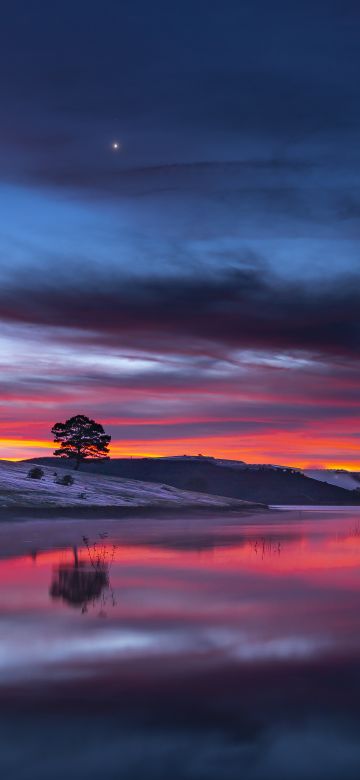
[52,414,111,470]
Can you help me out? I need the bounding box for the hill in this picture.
[26,456,360,505]
[0,460,260,511]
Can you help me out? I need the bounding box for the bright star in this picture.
[111,141,121,151]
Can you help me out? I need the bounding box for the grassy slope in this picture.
[0,460,260,510]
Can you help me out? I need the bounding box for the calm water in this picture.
[1,509,360,779]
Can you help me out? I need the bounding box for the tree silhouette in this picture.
[51,414,111,470]
[50,545,110,613]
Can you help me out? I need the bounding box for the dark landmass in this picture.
[27,457,360,505]
[0,460,262,513]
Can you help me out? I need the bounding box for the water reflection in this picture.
[1,510,360,779]
[50,539,114,614]
[251,536,282,557]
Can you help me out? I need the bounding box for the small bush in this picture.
[56,474,74,486]
[28,466,44,480]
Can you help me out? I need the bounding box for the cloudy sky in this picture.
[0,0,360,465]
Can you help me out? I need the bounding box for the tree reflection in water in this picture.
[50,536,116,614]
[251,537,282,559]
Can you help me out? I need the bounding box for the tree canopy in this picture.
[52,414,111,469]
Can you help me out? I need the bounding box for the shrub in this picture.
[56,474,74,486]
[28,466,44,480]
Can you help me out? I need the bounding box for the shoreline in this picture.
[0,502,268,523]
[2,501,360,523]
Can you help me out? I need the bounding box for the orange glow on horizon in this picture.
[1,432,360,470]
[1,411,360,470]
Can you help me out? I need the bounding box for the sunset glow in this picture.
[1,419,360,468]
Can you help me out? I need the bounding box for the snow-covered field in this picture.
[0,460,256,510]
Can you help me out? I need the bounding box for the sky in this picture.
[0,0,360,466]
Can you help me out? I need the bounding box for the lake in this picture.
[1,508,360,779]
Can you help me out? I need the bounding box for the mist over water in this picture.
[1,509,360,779]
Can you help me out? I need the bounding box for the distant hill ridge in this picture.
[25,456,360,505]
